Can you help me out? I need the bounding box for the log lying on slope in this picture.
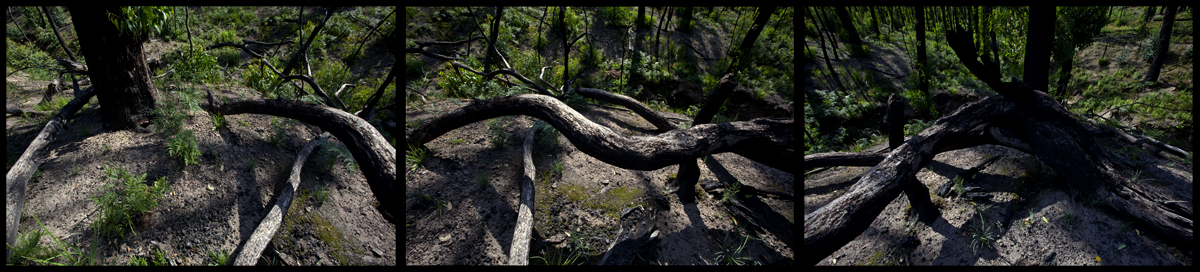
[205,92,396,225]
[405,94,793,172]
[7,86,96,261]
[804,95,1020,265]
[234,132,331,266]
[508,121,541,265]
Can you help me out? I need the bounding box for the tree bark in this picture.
[1143,6,1176,83]
[405,94,793,173]
[205,94,397,225]
[887,94,906,150]
[69,6,161,131]
[233,132,331,266]
[7,86,97,262]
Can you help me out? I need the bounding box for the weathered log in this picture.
[6,86,96,261]
[405,94,793,172]
[508,121,540,265]
[205,92,396,225]
[234,132,331,266]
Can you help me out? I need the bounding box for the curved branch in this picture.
[405,94,792,172]
[206,93,396,224]
[575,87,674,132]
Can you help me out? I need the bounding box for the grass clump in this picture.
[90,165,170,239]
[207,248,232,266]
[33,96,72,112]
[7,212,100,265]
[968,203,998,255]
[405,144,429,172]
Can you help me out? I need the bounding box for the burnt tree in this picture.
[804,9,1191,265]
[69,6,162,131]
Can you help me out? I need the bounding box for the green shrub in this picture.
[167,130,201,167]
[91,165,170,239]
[33,96,72,112]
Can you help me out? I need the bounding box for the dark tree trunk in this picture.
[636,6,645,30]
[485,7,503,73]
[887,94,905,150]
[869,7,881,37]
[1023,7,1055,93]
[807,7,845,93]
[1143,6,1176,83]
[69,6,161,131]
[916,6,929,98]
[834,6,864,57]
[724,6,776,77]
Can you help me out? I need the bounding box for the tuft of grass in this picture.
[314,188,330,204]
[968,203,997,255]
[207,248,232,266]
[714,232,761,265]
[90,164,171,239]
[1128,170,1158,185]
[246,155,258,171]
[210,112,226,131]
[7,212,100,265]
[33,96,72,112]
[551,160,564,175]
[952,175,966,198]
[474,172,489,190]
[406,144,429,172]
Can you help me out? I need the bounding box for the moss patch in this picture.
[273,189,365,265]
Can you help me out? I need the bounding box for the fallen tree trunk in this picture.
[6,86,96,262]
[508,121,540,265]
[804,91,1194,265]
[205,92,396,225]
[234,132,331,266]
[804,95,1021,265]
[405,94,793,172]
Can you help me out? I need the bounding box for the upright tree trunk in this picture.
[68,6,160,131]
[916,6,929,98]
[835,6,865,57]
[1023,6,1055,93]
[724,6,776,77]
[808,7,845,93]
[485,7,503,73]
[869,7,881,37]
[1142,6,1176,83]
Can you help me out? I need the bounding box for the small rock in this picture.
[602,179,610,185]
[306,206,313,213]
[371,247,384,257]
[206,184,214,191]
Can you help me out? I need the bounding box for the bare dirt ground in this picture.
[6,39,395,266]
[405,98,794,265]
[805,136,1193,265]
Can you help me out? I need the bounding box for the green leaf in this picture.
[1042,216,1048,223]
[1117,244,1126,250]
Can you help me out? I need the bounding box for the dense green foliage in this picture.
[805,6,1192,154]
